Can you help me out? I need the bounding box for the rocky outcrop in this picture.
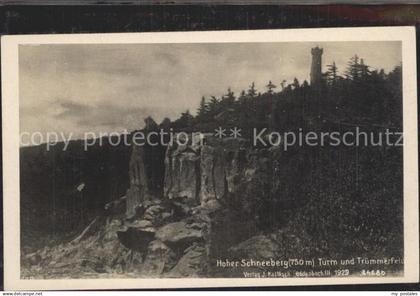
[21,217,147,278]
[164,137,252,205]
[163,137,287,220]
[22,197,211,278]
[126,118,167,217]
[200,145,223,203]
[164,144,201,203]
[22,134,307,279]
[126,144,149,218]
[126,127,291,223]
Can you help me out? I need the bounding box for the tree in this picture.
[208,96,220,114]
[359,58,370,78]
[144,116,159,131]
[345,55,360,80]
[379,69,386,80]
[197,96,209,117]
[160,117,171,129]
[247,82,257,97]
[292,78,300,89]
[326,61,338,85]
[386,64,402,125]
[346,56,371,81]
[177,109,194,128]
[280,80,287,91]
[223,87,236,102]
[266,80,277,94]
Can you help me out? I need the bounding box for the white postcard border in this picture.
[2,26,418,290]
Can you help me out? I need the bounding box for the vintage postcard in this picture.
[2,27,419,289]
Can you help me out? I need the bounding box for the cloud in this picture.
[19,41,401,140]
[58,100,91,119]
[52,99,175,131]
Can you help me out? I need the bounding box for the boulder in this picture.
[229,235,280,259]
[155,221,203,249]
[117,227,155,252]
[126,219,153,229]
[144,205,165,218]
[141,240,177,276]
[103,219,124,241]
[143,204,172,226]
[200,199,222,213]
[166,243,207,277]
[24,252,42,266]
[170,201,191,218]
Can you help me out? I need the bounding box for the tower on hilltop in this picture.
[310,46,323,86]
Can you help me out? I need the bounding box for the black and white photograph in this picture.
[2,27,418,289]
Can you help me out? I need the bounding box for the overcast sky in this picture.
[19,41,401,139]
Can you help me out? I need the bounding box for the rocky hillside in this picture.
[22,129,403,278]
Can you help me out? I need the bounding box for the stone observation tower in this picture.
[310,46,323,86]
